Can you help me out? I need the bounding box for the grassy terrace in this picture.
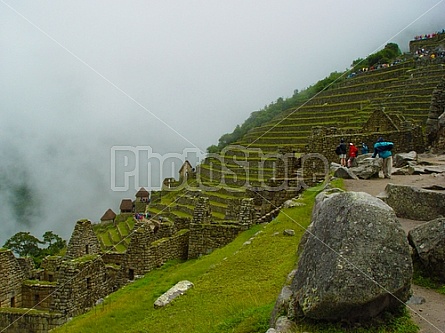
[95,219,135,252]
[52,180,417,333]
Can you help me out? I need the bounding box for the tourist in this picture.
[372,137,394,179]
[336,139,347,167]
[361,142,369,154]
[347,143,358,167]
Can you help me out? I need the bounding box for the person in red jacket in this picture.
[348,142,358,167]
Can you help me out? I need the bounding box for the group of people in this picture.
[134,212,151,220]
[413,30,445,40]
[347,59,404,79]
[336,137,393,179]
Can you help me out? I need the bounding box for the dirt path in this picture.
[343,171,445,333]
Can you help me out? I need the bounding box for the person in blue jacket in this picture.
[372,137,394,179]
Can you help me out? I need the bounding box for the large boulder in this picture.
[153,280,194,308]
[333,166,358,179]
[408,217,445,282]
[290,191,412,321]
[349,157,381,179]
[378,184,445,221]
[393,151,417,168]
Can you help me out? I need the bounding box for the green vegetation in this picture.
[351,43,402,71]
[52,183,417,333]
[412,262,445,295]
[207,71,345,153]
[2,231,66,267]
[94,218,135,252]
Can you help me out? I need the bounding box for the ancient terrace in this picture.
[0,33,444,333]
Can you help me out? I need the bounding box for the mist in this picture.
[0,0,444,243]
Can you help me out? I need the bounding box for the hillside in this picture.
[93,34,445,253]
[2,33,443,333]
[51,183,417,333]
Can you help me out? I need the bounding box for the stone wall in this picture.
[426,75,445,151]
[307,110,425,163]
[224,198,242,221]
[21,283,56,310]
[238,198,256,226]
[150,230,190,267]
[0,250,25,308]
[65,220,101,260]
[193,197,212,224]
[39,256,63,282]
[16,258,34,280]
[50,255,109,317]
[124,221,157,276]
[188,224,246,259]
[409,33,445,53]
[0,310,65,333]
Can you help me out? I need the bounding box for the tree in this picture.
[3,230,67,267]
[42,231,66,255]
[3,231,42,257]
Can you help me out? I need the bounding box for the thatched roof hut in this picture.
[120,199,134,213]
[100,209,116,222]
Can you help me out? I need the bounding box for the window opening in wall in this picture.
[86,277,91,290]
[85,244,89,254]
[34,294,40,306]
[10,297,15,307]
[129,269,134,280]
[48,274,54,282]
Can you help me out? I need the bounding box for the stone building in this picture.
[65,219,102,260]
[0,249,25,308]
[135,188,150,203]
[179,160,194,181]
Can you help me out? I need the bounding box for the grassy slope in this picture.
[53,187,317,333]
[52,181,417,333]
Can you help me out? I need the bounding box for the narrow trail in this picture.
[343,171,445,333]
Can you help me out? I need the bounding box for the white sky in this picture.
[0,0,444,242]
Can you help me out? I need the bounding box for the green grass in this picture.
[51,182,417,333]
[52,186,319,333]
[412,262,445,295]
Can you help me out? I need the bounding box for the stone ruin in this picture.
[426,75,445,153]
[307,108,425,163]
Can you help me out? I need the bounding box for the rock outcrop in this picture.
[408,217,445,283]
[153,280,194,308]
[290,191,412,321]
[378,184,445,221]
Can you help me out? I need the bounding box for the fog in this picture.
[0,0,443,243]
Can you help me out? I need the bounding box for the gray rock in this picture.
[379,184,445,220]
[291,191,412,321]
[424,165,445,173]
[274,316,298,333]
[270,286,293,328]
[154,280,194,308]
[394,151,417,168]
[392,166,414,176]
[265,329,277,333]
[283,229,295,236]
[349,157,381,179]
[333,166,358,179]
[408,217,445,282]
[406,295,426,305]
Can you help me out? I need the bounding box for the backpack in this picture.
[335,145,342,155]
[380,142,394,151]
